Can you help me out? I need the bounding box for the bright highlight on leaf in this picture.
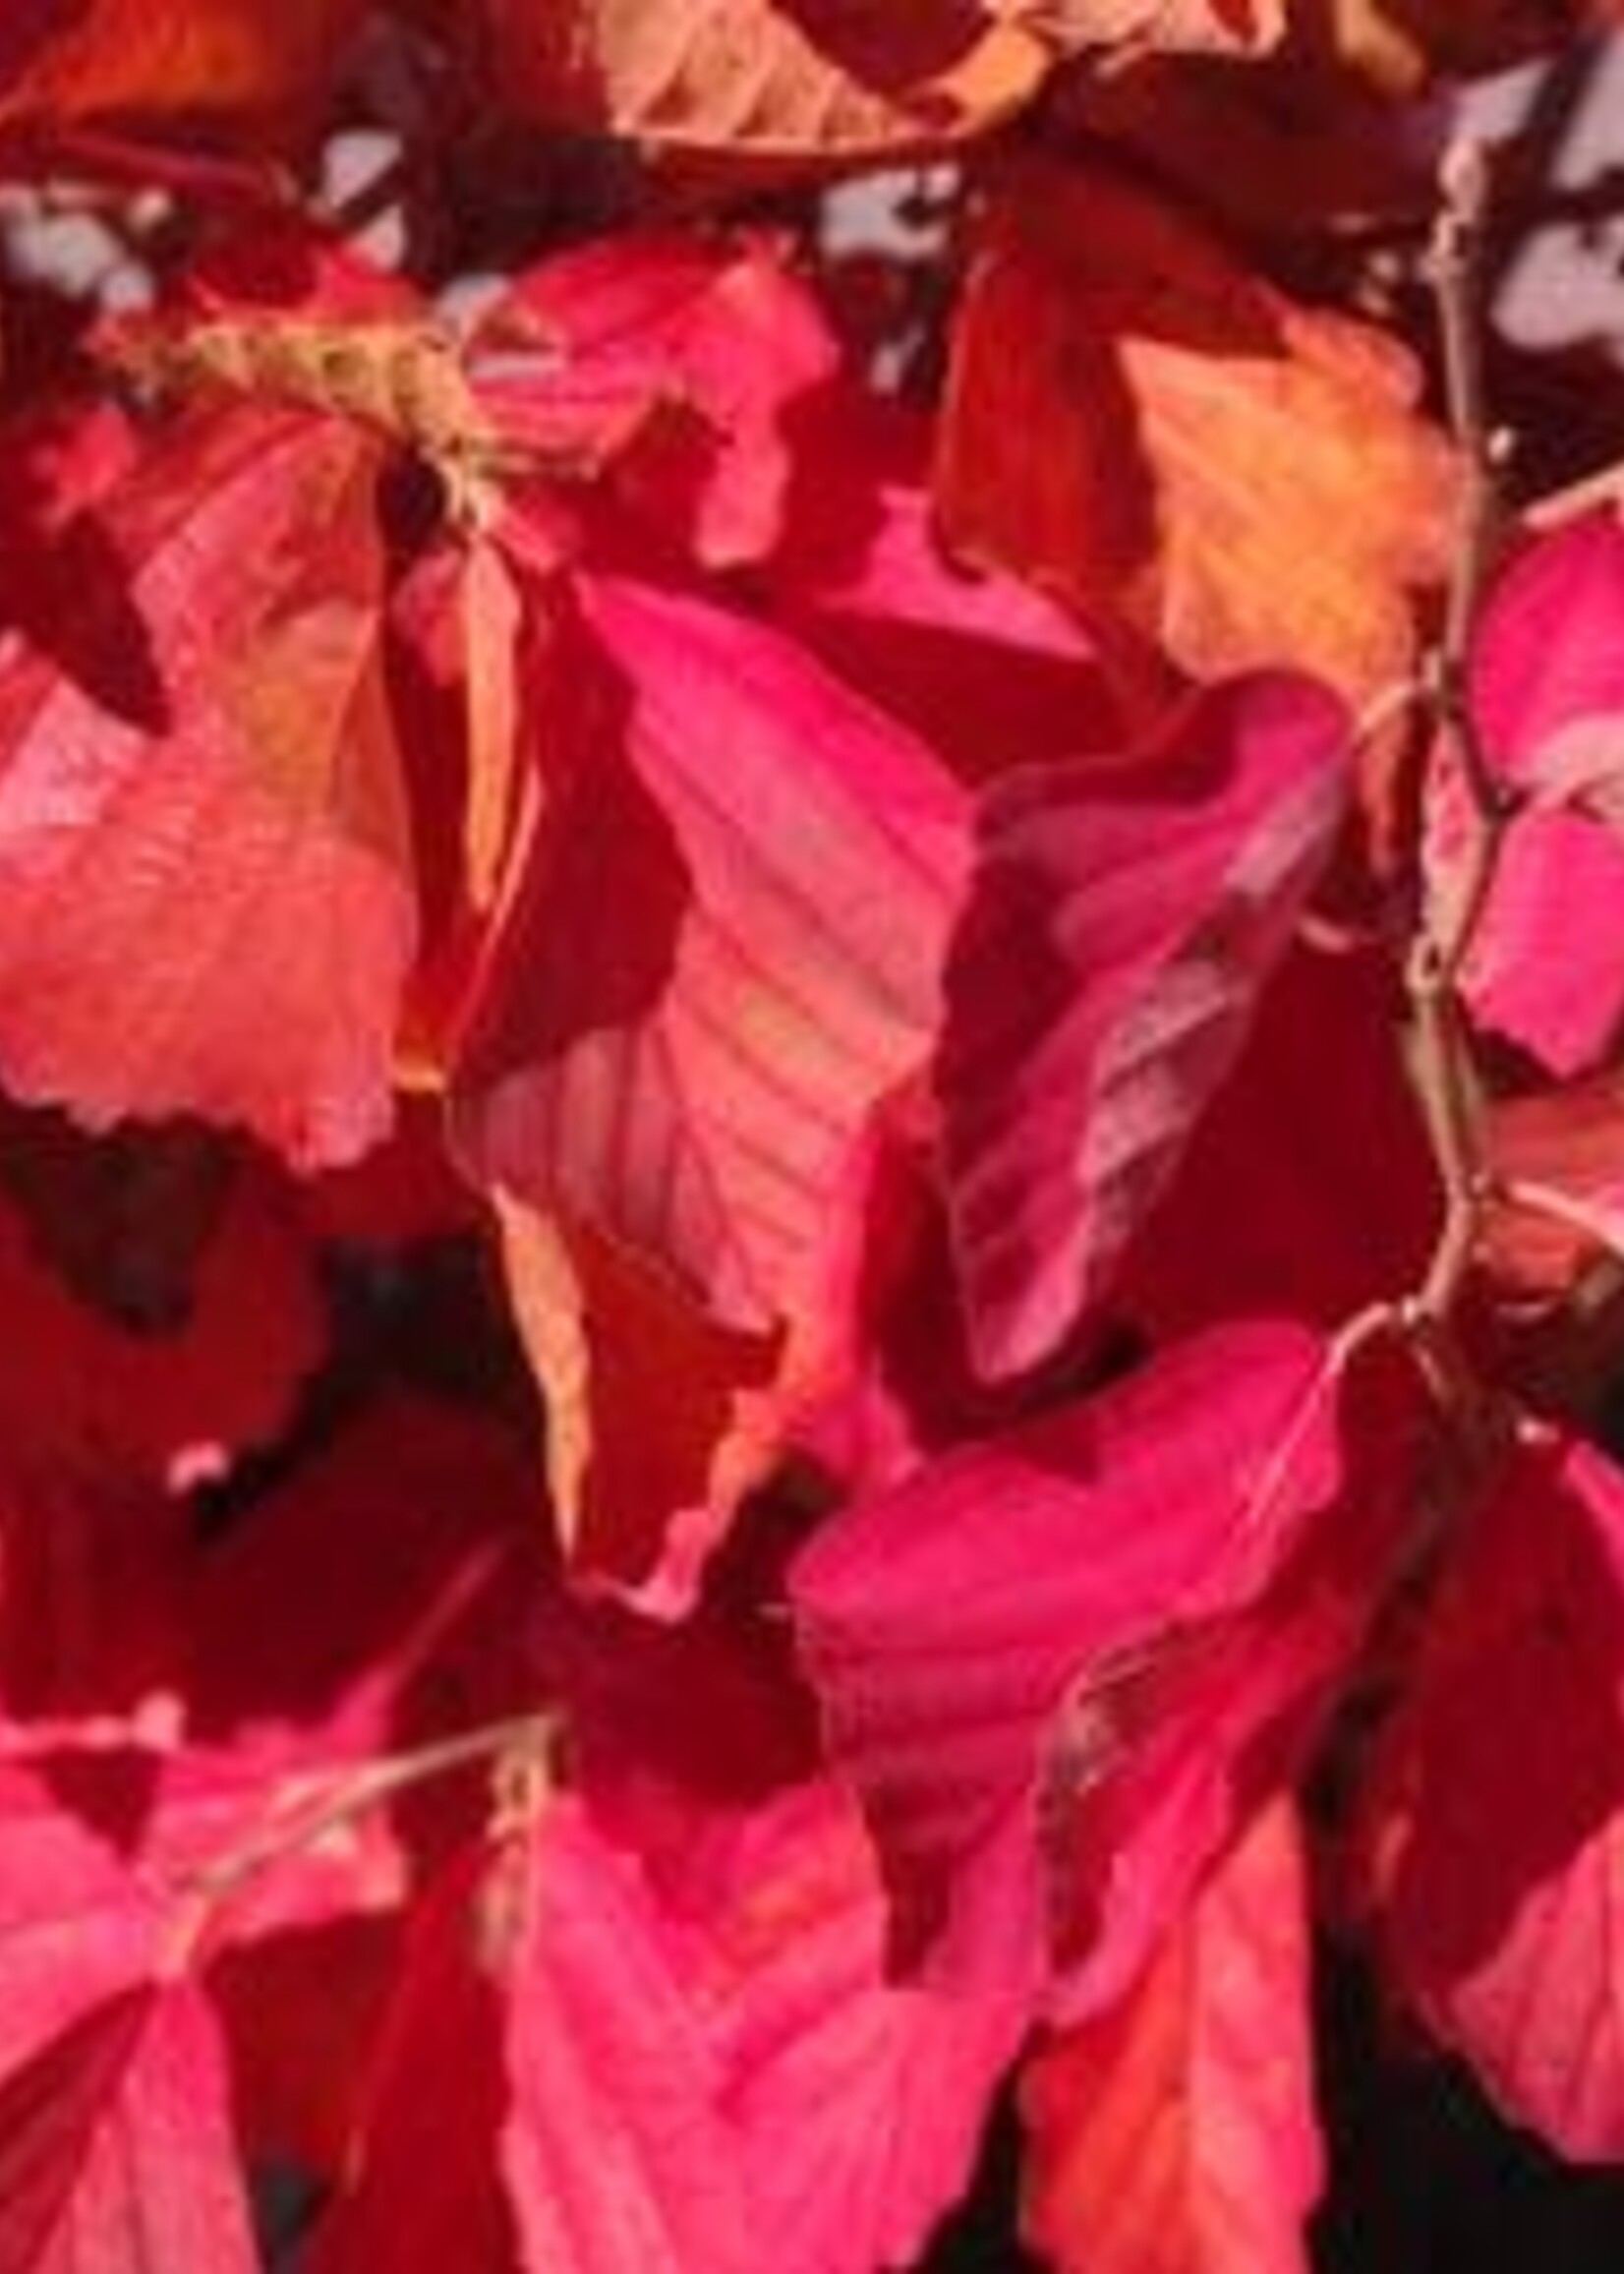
[481,0,1050,159]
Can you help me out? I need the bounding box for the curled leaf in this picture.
[936,673,1349,1382]
[791,1321,1343,2003]
[454,579,965,1335]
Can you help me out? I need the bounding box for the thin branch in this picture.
[6,125,294,210]
[1428,136,1510,828]
[164,1712,554,1967]
[1527,455,1624,531]
[1404,139,1516,1324]
[316,146,413,242]
[1404,936,1489,1317]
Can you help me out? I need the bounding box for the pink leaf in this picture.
[0,1983,256,2274]
[474,232,837,566]
[1359,1432,1624,2159]
[0,1761,161,2081]
[316,1808,756,2272]
[1447,511,1624,1073]
[321,1780,1021,2274]
[1471,511,1624,795]
[1020,1799,1319,2274]
[453,579,966,1335]
[1459,807,1624,1077]
[500,1805,759,2272]
[790,1321,1343,2004]
[671,1779,1024,2274]
[935,674,1349,1382]
[0,1725,408,2051]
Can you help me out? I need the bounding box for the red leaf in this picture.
[790,1321,1342,2002]
[206,1914,401,2189]
[540,1561,821,1826]
[1482,1071,1624,1298]
[306,1851,519,2273]
[300,1095,480,1250]
[320,1806,757,2271]
[1357,1432,1624,2160]
[0,0,364,149]
[764,391,1133,786]
[1020,1799,1319,2274]
[325,1782,1020,2274]
[0,1983,255,2274]
[453,579,965,1335]
[493,1195,785,1610]
[474,232,837,567]
[1121,941,1436,1337]
[172,1395,549,1755]
[782,1090,1046,1492]
[936,674,1349,1382]
[0,408,415,1167]
[0,1126,321,1502]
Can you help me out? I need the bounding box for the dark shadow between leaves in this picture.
[0,442,169,729]
[1378,1439,1624,1987]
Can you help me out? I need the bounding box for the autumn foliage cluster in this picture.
[15,2,1624,2267]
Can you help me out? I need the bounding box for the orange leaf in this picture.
[993,0,1283,55]
[0,0,365,146]
[459,538,527,918]
[494,1196,784,1610]
[1299,0,1597,95]
[481,0,1048,159]
[1020,1801,1320,2274]
[938,157,1458,705]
